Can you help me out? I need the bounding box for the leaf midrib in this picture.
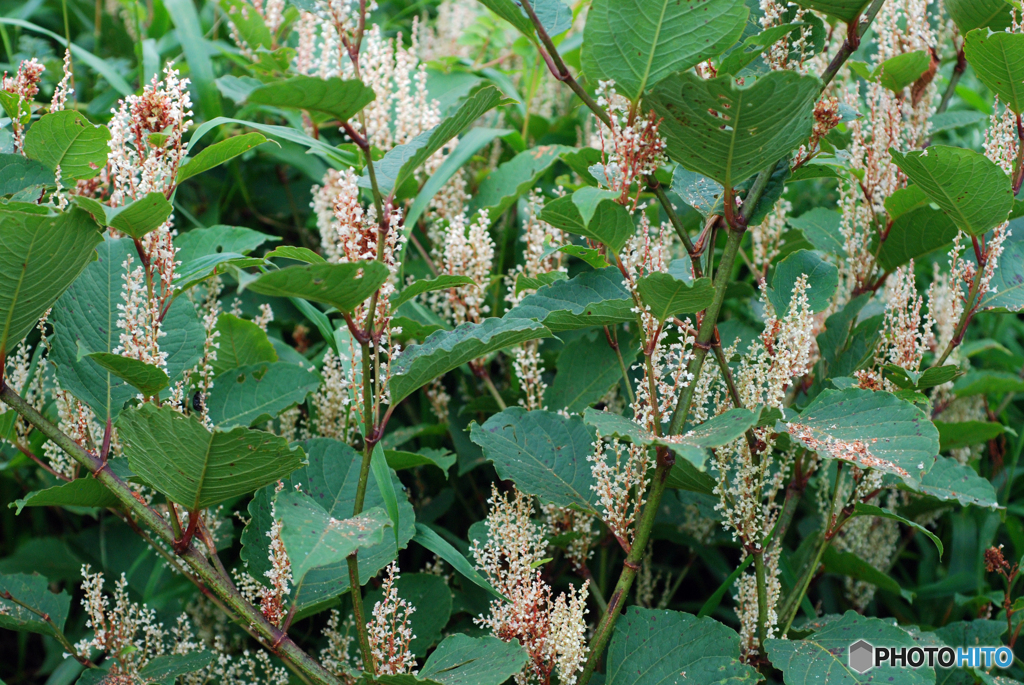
[634,0,671,102]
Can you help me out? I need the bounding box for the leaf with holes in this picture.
[0,206,103,357]
[117,403,306,511]
[24,111,110,181]
[890,146,1013,237]
[648,71,820,189]
[780,388,939,482]
[582,0,748,100]
[470,408,598,512]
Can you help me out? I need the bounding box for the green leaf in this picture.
[0,206,103,357]
[666,459,718,495]
[954,370,1024,396]
[117,403,305,510]
[51,239,204,420]
[0,573,71,637]
[211,314,278,376]
[850,503,944,556]
[469,144,573,220]
[872,50,931,92]
[788,208,845,256]
[207,362,321,429]
[391,275,476,312]
[890,146,1013,237]
[582,0,748,101]
[781,388,939,481]
[371,442,401,546]
[789,0,871,22]
[389,317,551,405]
[719,23,803,76]
[364,573,451,656]
[417,634,529,685]
[505,267,634,333]
[24,111,110,181]
[905,455,1000,509]
[0,154,52,195]
[276,489,392,590]
[877,187,960,271]
[935,420,1005,452]
[538,190,636,255]
[635,273,714,322]
[765,611,934,685]
[946,0,1013,33]
[967,29,1024,117]
[164,0,221,118]
[980,220,1024,311]
[248,76,375,122]
[189,116,357,168]
[241,438,416,610]
[546,330,637,413]
[930,110,988,134]
[606,607,760,685]
[363,85,507,196]
[86,353,169,397]
[13,479,120,515]
[477,0,534,37]
[584,406,759,469]
[265,246,326,264]
[138,652,214,685]
[470,408,598,512]
[934,619,1007,649]
[822,547,914,602]
[412,523,505,602]
[648,71,820,189]
[769,249,837,314]
[177,132,269,183]
[245,261,390,312]
[385,449,456,477]
[881,364,961,391]
[174,225,278,263]
[72,192,173,240]
[671,167,724,217]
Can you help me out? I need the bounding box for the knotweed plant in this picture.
[2,0,1024,684]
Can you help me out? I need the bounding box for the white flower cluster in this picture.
[368,562,418,675]
[435,210,495,326]
[473,485,590,685]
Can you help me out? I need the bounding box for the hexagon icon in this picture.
[848,639,874,674]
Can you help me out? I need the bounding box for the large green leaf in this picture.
[363,573,451,656]
[868,51,931,93]
[174,225,278,263]
[138,652,215,685]
[211,313,278,376]
[789,0,871,21]
[780,388,939,481]
[903,455,1000,509]
[86,353,169,397]
[50,238,205,420]
[248,76,375,123]
[765,612,934,685]
[177,132,269,183]
[276,489,391,591]
[789,208,845,256]
[606,607,760,685]
[469,408,598,512]
[877,186,959,272]
[241,439,416,610]
[0,573,71,637]
[0,154,52,195]
[648,71,820,189]
[13,479,120,515]
[538,192,635,255]
[72,193,173,240]
[966,29,1024,116]
[769,249,837,314]
[245,261,390,312]
[583,407,759,469]
[504,268,634,333]
[946,0,1013,33]
[206,362,321,429]
[24,111,110,181]
[389,318,550,405]
[0,206,103,357]
[636,273,714,321]
[363,85,507,196]
[116,403,306,511]
[469,144,574,220]
[581,0,748,101]
[935,420,1005,452]
[418,635,530,685]
[546,330,637,412]
[890,146,1013,237]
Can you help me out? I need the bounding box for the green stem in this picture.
[935,46,966,116]
[349,342,376,673]
[0,383,343,685]
[933,262,984,367]
[753,551,769,648]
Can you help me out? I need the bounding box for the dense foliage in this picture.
[1,0,1024,683]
